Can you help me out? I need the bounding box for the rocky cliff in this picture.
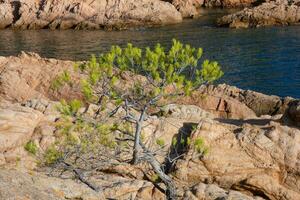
[0,52,299,199]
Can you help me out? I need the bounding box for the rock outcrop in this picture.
[175,118,300,200]
[0,99,59,168]
[0,53,293,119]
[0,0,182,30]
[166,0,256,18]
[176,84,294,119]
[1,98,299,199]
[204,0,256,8]
[0,52,83,102]
[168,0,203,18]
[197,84,294,116]
[184,183,265,199]
[0,169,105,200]
[0,53,300,199]
[0,102,43,168]
[3,0,298,29]
[0,168,167,200]
[218,0,300,28]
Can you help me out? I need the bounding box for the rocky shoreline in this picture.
[0,52,299,199]
[218,0,300,28]
[1,0,300,29]
[0,0,183,30]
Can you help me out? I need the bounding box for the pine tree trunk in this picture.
[132,107,147,164]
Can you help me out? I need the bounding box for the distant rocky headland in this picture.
[1,0,299,29]
[218,0,300,28]
[0,52,299,199]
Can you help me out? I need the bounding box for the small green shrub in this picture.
[44,146,63,165]
[193,137,209,155]
[150,173,160,182]
[96,124,117,148]
[191,124,198,132]
[180,138,185,145]
[172,138,177,147]
[16,157,21,166]
[24,140,38,155]
[51,70,71,90]
[156,138,165,147]
[57,99,82,116]
[186,137,191,146]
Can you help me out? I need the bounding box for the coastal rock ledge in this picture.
[0,52,299,199]
[0,0,182,30]
[218,0,300,28]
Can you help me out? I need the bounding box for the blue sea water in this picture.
[0,10,299,98]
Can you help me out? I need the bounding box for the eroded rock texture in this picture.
[0,53,299,199]
[175,118,300,200]
[0,0,182,30]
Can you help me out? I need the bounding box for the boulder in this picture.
[177,90,257,119]
[0,52,82,102]
[0,102,44,168]
[0,100,59,168]
[0,1,13,29]
[193,84,294,117]
[0,102,43,153]
[170,0,204,18]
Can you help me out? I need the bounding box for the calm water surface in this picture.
[0,10,300,98]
